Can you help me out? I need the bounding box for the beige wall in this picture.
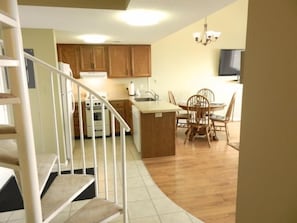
[236,0,297,222]
[22,29,66,161]
[151,0,248,120]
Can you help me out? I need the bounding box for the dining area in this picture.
[168,88,239,149]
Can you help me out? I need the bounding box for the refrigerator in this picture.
[58,62,75,161]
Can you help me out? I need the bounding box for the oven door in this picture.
[86,108,110,137]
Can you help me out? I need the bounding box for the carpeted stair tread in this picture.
[36,153,57,194]
[0,139,18,168]
[0,93,20,105]
[41,174,94,222]
[65,198,122,223]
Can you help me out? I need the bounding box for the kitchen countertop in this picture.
[130,98,181,114]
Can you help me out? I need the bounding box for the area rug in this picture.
[0,168,95,212]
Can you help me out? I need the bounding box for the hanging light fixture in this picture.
[193,17,221,46]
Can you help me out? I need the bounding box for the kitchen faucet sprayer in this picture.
[145,89,159,101]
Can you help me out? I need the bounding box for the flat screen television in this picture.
[218,49,244,76]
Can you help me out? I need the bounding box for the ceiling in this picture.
[18,0,236,44]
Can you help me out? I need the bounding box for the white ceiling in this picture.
[18,0,236,44]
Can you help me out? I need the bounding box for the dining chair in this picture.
[197,88,215,103]
[184,94,213,147]
[210,92,236,143]
[168,91,188,128]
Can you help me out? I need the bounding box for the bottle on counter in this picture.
[128,81,135,96]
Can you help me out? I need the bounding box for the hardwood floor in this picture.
[143,121,240,223]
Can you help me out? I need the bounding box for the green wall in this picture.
[21,28,66,161]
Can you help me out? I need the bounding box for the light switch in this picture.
[155,112,162,118]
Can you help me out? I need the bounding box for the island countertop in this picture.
[131,99,181,114]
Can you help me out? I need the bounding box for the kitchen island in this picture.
[131,99,181,158]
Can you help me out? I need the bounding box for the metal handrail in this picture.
[24,52,129,223]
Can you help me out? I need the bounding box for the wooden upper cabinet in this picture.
[57,44,80,78]
[131,45,151,77]
[80,45,107,71]
[108,45,151,78]
[108,45,131,78]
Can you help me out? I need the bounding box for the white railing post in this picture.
[50,72,61,174]
[111,114,118,204]
[121,126,128,223]
[101,102,109,200]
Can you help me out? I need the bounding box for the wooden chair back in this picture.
[197,88,215,102]
[225,92,236,121]
[168,91,177,105]
[186,94,210,127]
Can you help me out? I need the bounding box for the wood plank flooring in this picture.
[143,121,240,223]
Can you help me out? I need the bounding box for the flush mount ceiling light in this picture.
[118,9,167,26]
[193,17,221,46]
[79,34,108,44]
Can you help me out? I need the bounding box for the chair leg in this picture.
[184,127,190,144]
[206,126,211,148]
[225,123,230,143]
[211,120,218,140]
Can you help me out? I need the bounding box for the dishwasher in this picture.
[132,105,141,152]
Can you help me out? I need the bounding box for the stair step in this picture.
[0,139,19,169]
[36,153,57,194]
[0,124,17,139]
[0,55,19,67]
[41,174,95,222]
[65,199,123,223]
[0,10,18,28]
[0,93,20,105]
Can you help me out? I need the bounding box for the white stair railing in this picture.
[24,52,130,222]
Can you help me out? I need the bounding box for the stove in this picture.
[84,92,110,137]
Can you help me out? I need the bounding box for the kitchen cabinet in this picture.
[109,100,133,134]
[73,102,87,137]
[57,44,80,79]
[141,112,176,158]
[131,45,151,77]
[107,45,151,78]
[80,45,107,71]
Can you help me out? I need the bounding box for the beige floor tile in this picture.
[127,187,150,202]
[127,176,145,188]
[0,211,12,222]
[152,197,182,214]
[128,200,158,219]
[159,212,193,223]
[130,215,161,223]
[146,185,166,199]
[142,175,156,186]
[8,209,25,221]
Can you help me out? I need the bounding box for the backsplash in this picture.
[74,77,150,100]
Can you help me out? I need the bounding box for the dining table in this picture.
[178,101,226,141]
[178,101,226,112]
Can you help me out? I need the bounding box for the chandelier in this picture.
[193,17,221,46]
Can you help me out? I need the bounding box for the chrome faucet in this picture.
[145,90,159,101]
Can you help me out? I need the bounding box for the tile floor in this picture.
[0,135,204,223]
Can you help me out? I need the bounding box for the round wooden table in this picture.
[178,101,226,112]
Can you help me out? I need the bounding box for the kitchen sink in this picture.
[134,97,156,102]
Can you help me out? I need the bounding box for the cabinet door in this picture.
[80,45,106,71]
[131,45,151,77]
[110,100,126,134]
[125,100,133,133]
[108,45,131,78]
[57,44,80,78]
[73,102,87,137]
